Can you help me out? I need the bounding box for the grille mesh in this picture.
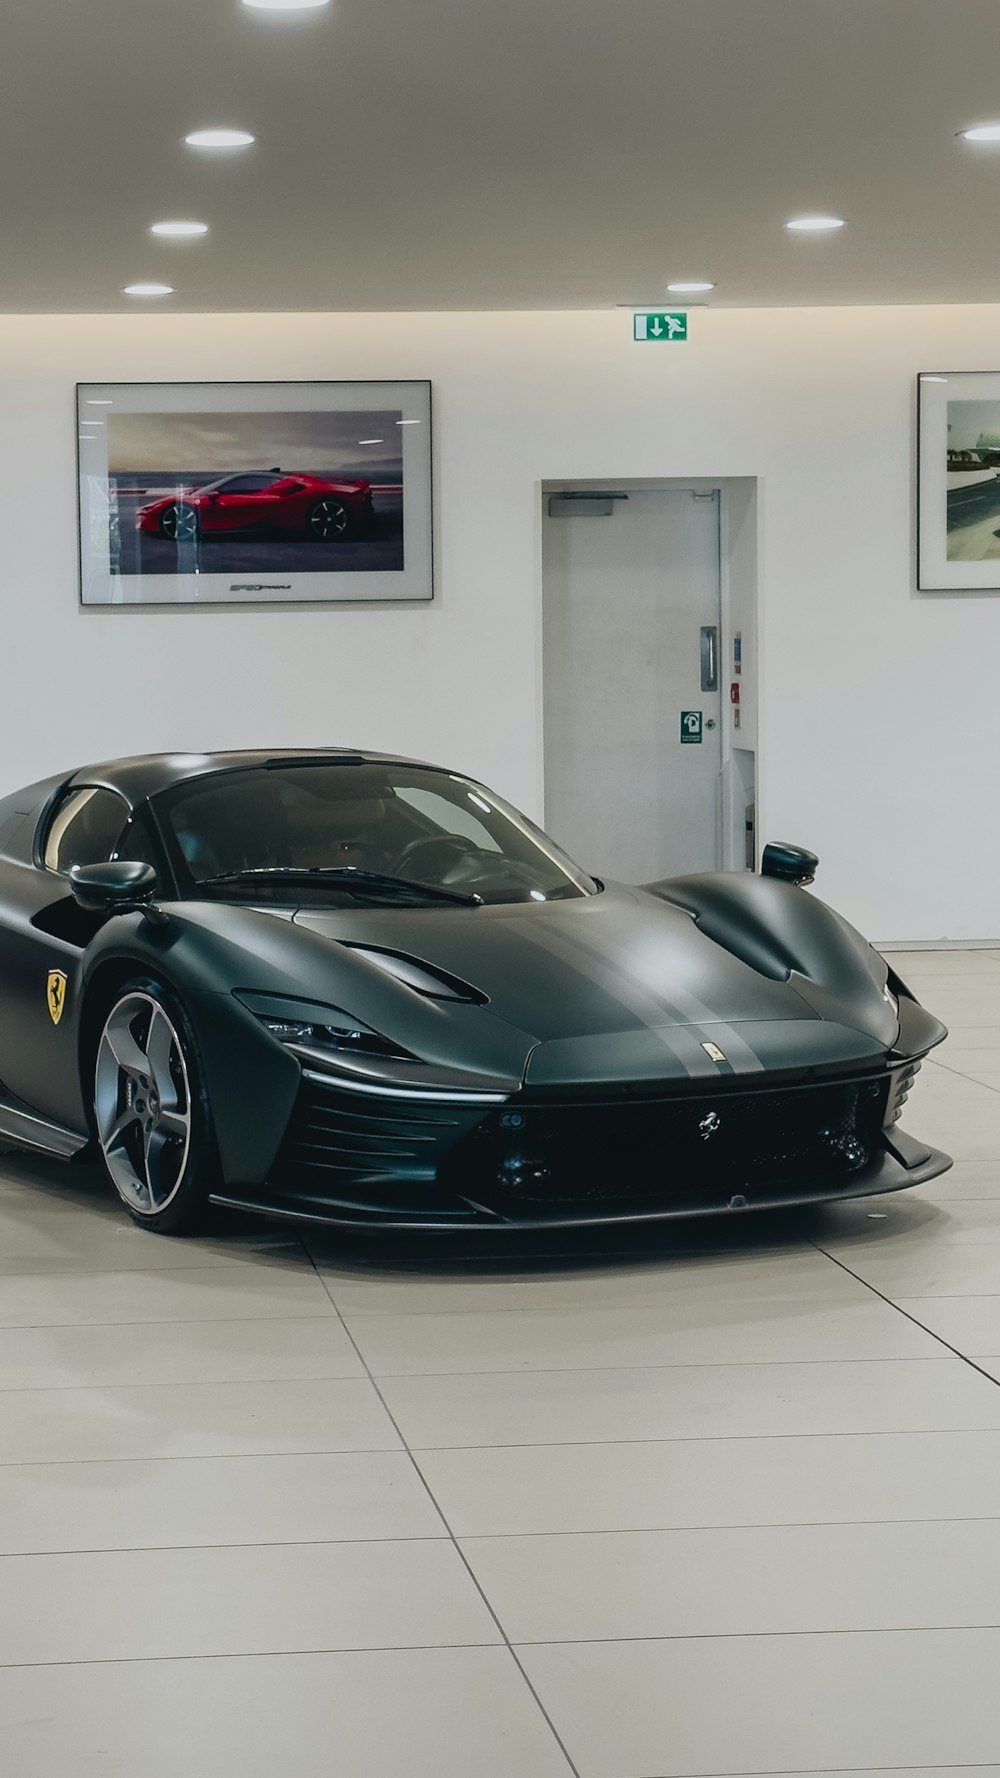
[443,1073,895,1205]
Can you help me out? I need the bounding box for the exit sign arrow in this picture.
[633,311,688,342]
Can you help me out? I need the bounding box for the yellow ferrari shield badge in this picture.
[46,970,68,1027]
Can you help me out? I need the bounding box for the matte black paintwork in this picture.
[0,750,950,1229]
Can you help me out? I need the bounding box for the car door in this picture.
[0,785,133,1131]
[205,474,284,531]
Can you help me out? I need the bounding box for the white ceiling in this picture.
[5,0,1000,312]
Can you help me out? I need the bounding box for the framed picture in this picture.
[917,370,1000,591]
[77,379,432,606]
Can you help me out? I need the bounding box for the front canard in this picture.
[46,969,68,1026]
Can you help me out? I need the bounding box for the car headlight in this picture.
[257,1014,413,1064]
[233,990,510,1104]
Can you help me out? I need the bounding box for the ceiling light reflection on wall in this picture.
[358,438,383,444]
[666,281,715,293]
[920,375,949,383]
[184,128,255,149]
[785,215,845,232]
[151,220,209,237]
[122,283,174,297]
[960,123,1000,142]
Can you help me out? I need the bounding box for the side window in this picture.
[115,810,163,874]
[220,475,279,493]
[43,787,130,874]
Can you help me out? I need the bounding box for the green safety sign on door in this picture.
[633,311,688,342]
[680,710,703,744]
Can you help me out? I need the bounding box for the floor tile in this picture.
[416,1427,1000,1536]
[0,1315,362,1389]
[345,1295,942,1374]
[0,1192,302,1275]
[935,1062,1000,1091]
[520,1629,1000,1778]
[939,1024,1000,1049]
[0,1450,445,1553]
[0,1647,573,1778]
[814,1190,1000,1245]
[314,1248,860,1316]
[922,1163,1000,1198]
[463,1519,1000,1643]
[0,1260,336,1327]
[894,1294,1000,1351]
[0,1376,399,1463]
[385,1357,1000,1449]
[0,1539,498,1664]
[826,1242,1000,1296]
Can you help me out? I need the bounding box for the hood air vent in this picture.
[341,945,488,1005]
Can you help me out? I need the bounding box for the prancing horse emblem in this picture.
[699,1111,721,1140]
[47,970,68,1027]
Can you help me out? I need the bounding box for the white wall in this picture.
[0,305,995,941]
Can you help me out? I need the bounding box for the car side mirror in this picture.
[761,842,818,887]
[69,861,165,920]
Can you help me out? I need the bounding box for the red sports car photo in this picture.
[136,471,374,543]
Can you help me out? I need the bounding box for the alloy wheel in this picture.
[161,504,198,542]
[309,498,349,539]
[94,993,192,1216]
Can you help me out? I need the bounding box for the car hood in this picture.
[288,880,896,1081]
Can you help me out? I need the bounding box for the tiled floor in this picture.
[3,948,1000,1775]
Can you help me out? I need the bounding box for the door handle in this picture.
[700,626,719,692]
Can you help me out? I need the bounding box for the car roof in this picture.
[69,749,439,804]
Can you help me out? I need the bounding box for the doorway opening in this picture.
[541,478,758,885]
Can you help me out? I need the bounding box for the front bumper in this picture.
[210,1053,952,1231]
[209,1130,950,1231]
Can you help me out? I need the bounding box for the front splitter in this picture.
[209,1134,952,1234]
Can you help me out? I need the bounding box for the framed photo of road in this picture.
[917,370,1000,591]
[77,380,432,606]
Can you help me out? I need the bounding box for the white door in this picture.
[542,488,723,883]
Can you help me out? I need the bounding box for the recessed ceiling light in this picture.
[184,128,255,149]
[666,281,715,293]
[122,282,174,297]
[785,214,845,232]
[358,438,383,445]
[86,398,113,405]
[151,220,209,237]
[959,123,1000,142]
[243,0,330,8]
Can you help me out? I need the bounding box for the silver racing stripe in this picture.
[509,920,751,1077]
[514,916,770,1074]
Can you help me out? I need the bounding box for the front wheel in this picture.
[159,502,199,543]
[93,978,215,1233]
[307,496,352,540]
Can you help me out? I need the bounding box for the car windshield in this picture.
[155,763,597,906]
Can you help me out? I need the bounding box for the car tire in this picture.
[159,502,199,543]
[92,976,216,1234]
[307,496,352,540]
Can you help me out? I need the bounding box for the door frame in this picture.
[537,475,760,873]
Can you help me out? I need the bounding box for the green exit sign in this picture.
[633,310,687,342]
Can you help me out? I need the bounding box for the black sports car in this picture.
[0,749,949,1234]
